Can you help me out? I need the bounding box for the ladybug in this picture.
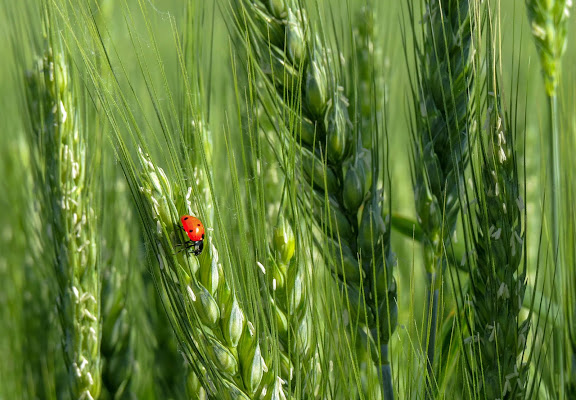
[180,215,205,255]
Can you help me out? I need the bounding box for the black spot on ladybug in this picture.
[197,223,201,226]
[184,217,188,220]
[189,230,193,233]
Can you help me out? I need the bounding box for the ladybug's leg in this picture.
[175,240,194,254]
[175,243,186,254]
[174,224,188,253]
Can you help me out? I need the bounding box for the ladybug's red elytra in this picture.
[180,215,205,255]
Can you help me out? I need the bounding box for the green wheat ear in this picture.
[526,0,572,96]
[137,148,289,399]
[233,3,397,396]
[464,59,528,399]
[408,1,477,394]
[1,135,62,399]
[264,216,320,397]
[25,46,101,399]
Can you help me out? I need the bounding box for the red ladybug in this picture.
[180,215,205,255]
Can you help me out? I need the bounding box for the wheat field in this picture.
[0,0,575,399]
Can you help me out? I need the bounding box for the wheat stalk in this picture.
[525,2,573,394]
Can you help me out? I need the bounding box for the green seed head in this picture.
[327,238,363,282]
[300,147,339,193]
[221,295,245,348]
[262,376,287,400]
[296,116,320,146]
[343,163,365,213]
[286,10,306,66]
[357,202,386,259]
[188,282,220,328]
[293,309,315,360]
[26,47,102,399]
[264,0,287,19]
[286,263,304,314]
[138,147,173,228]
[238,322,265,395]
[273,217,295,264]
[305,48,329,118]
[325,94,350,163]
[208,339,238,376]
[357,5,374,39]
[526,0,572,95]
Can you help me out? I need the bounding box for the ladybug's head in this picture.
[193,240,204,256]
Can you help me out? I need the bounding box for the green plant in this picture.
[526,1,573,396]
[231,0,397,398]
[461,30,528,398]
[526,0,572,97]
[24,44,101,400]
[267,216,319,397]
[137,147,274,398]
[407,0,476,395]
[2,0,576,399]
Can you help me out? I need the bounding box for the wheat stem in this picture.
[525,1,572,394]
[546,93,566,396]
